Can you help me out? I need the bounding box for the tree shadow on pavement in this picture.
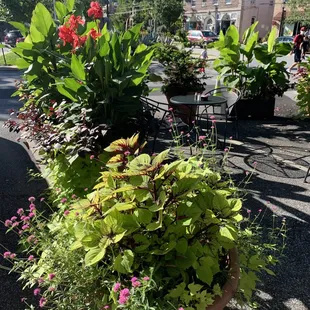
[0,137,48,310]
[232,172,310,310]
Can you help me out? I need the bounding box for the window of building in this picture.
[225,0,232,4]
[213,0,219,5]
[191,0,196,7]
[202,0,207,6]
[251,16,256,25]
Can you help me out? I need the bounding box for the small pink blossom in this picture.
[84,188,88,191]
[38,278,44,284]
[247,209,251,214]
[12,222,19,228]
[130,277,138,283]
[245,171,249,176]
[132,281,141,287]
[180,131,184,135]
[48,273,56,280]
[17,208,24,215]
[4,219,12,227]
[48,287,55,292]
[27,235,35,243]
[60,198,67,203]
[113,282,121,292]
[64,210,70,216]
[10,216,17,221]
[224,148,229,152]
[71,194,77,199]
[124,151,131,156]
[169,129,172,133]
[29,212,35,218]
[22,224,29,230]
[168,107,173,111]
[39,297,47,307]
[253,161,257,165]
[103,306,110,309]
[29,203,36,211]
[120,288,130,297]
[211,125,215,129]
[90,155,95,160]
[192,120,195,124]
[23,216,30,222]
[28,196,35,202]
[210,115,215,119]
[199,135,206,140]
[3,251,11,258]
[212,119,216,124]
[118,296,128,305]
[142,276,150,281]
[179,308,185,310]
[33,288,41,296]
[40,197,45,202]
[28,255,35,261]
[229,136,233,140]
[186,133,190,137]
[258,209,262,212]
[168,118,173,123]
[10,253,16,259]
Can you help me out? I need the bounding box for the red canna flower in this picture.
[68,15,85,31]
[89,28,101,40]
[59,25,74,46]
[87,1,103,19]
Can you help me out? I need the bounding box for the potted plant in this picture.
[213,23,291,119]
[296,57,310,117]
[5,1,156,197]
[2,135,286,309]
[156,44,206,123]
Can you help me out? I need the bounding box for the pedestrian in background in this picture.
[287,27,305,73]
[199,46,208,73]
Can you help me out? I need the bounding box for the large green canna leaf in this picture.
[225,25,239,48]
[29,24,45,43]
[66,0,75,12]
[9,22,29,37]
[31,3,55,38]
[55,2,68,23]
[267,26,277,53]
[71,54,85,81]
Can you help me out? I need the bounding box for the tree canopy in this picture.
[0,0,92,23]
[286,0,310,24]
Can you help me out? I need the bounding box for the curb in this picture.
[0,65,19,71]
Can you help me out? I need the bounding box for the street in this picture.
[0,69,47,309]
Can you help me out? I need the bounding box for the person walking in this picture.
[287,27,306,73]
[199,46,208,73]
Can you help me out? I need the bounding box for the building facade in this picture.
[184,0,275,38]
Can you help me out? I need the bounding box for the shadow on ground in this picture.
[0,137,48,310]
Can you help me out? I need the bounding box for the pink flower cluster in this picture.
[3,197,37,234]
[112,276,150,305]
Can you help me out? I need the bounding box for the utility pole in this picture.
[279,0,286,37]
[214,3,219,35]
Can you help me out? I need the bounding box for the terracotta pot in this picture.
[206,248,240,310]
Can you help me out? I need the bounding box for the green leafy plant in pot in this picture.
[213,23,291,119]
[6,1,157,196]
[156,44,206,123]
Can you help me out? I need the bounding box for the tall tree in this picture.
[0,0,93,23]
[286,0,310,24]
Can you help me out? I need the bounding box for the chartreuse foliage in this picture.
[213,24,291,99]
[3,135,286,309]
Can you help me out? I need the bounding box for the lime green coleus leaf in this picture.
[113,250,134,274]
[85,247,106,266]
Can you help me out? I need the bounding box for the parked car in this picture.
[187,30,218,47]
[4,30,24,46]
[276,36,293,43]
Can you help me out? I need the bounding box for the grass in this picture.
[0,51,20,66]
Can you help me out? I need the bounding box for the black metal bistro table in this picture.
[170,94,227,125]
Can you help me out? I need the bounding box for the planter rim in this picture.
[206,248,240,310]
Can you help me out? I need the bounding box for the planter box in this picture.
[232,97,276,120]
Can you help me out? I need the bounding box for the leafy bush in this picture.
[296,58,310,117]
[1,135,286,309]
[213,23,291,99]
[156,44,206,96]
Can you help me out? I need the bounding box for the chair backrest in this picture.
[204,87,241,115]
